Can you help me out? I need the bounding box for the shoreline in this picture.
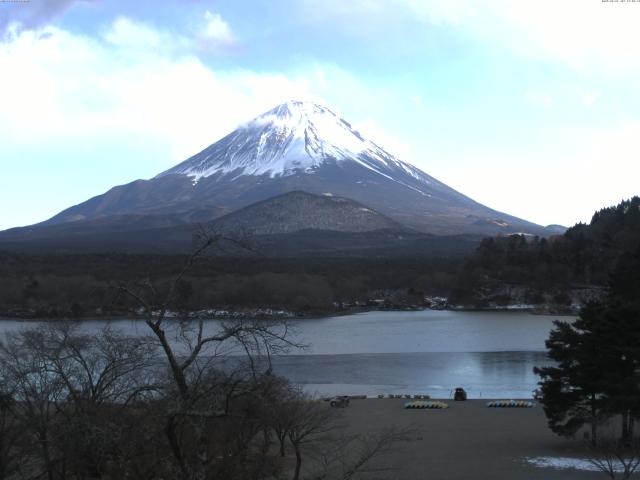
[0,305,577,322]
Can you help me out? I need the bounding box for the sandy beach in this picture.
[318,398,603,480]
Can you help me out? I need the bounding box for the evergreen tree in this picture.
[535,244,640,445]
[534,310,609,445]
[601,247,640,443]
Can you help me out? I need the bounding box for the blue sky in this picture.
[1,0,639,230]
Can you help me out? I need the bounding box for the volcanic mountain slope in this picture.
[41,100,555,237]
[0,191,481,256]
[211,191,402,235]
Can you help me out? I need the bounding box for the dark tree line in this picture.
[0,253,461,319]
[450,197,640,307]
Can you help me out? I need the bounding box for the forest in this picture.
[449,197,640,308]
[1,197,639,319]
[0,254,460,319]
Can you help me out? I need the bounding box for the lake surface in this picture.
[0,310,568,398]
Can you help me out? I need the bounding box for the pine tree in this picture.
[534,311,609,445]
[600,247,640,444]
[535,245,640,445]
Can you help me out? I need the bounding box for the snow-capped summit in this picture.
[157,100,433,193]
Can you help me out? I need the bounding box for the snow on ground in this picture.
[526,456,626,472]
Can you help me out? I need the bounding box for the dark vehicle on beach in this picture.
[329,396,350,407]
[454,387,467,401]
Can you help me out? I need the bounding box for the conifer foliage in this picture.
[535,244,640,445]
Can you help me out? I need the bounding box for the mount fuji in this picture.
[1,100,561,253]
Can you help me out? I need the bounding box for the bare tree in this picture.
[0,330,67,480]
[263,377,299,458]
[286,396,337,480]
[27,323,158,408]
[588,437,640,480]
[313,427,412,480]
[0,388,24,480]
[116,231,303,479]
[117,232,297,400]
[38,323,158,478]
[0,323,161,480]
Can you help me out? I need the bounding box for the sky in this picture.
[0,0,639,230]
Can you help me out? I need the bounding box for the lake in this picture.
[0,310,568,399]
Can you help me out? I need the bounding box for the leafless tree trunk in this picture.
[116,230,302,479]
[0,330,67,480]
[285,396,336,480]
[588,437,640,479]
[313,426,413,480]
[0,392,23,480]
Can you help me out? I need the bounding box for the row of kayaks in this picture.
[404,400,536,409]
[486,400,535,408]
[380,394,431,399]
[404,401,449,409]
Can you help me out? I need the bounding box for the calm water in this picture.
[0,310,569,398]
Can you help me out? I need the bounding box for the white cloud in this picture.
[0,13,407,169]
[583,122,640,197]
[495,0,640,72]
[394,0,480,26]
[300,0,479,26]
[570,86,601,108]
[301,0,640,74]
[0,18,352,172]
[201,10,235,46]
[524,84,605,110]
[582,93,598,108]
[104,16,166,49]
[432,120,640,228]
[525,90,553,108]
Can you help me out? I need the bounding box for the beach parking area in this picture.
[320,398,604,480]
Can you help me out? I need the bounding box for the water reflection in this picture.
[269,351,555,399]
